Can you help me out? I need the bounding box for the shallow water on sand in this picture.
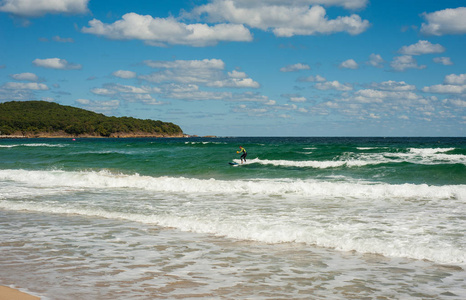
[1,210,465,299]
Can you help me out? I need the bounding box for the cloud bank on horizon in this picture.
[0,0,465,136]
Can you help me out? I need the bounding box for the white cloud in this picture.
[306,76,463,124]
[315,80,353,91]
[81,13,252,47]
[119,93,162,105]
[52,36,74,43]
[0,0,89,17]
[112,70,137,79]
[277,114,291,118]
[280,63,310,72]
[75,99,120,113]
[433,57,453,65]
[352,89,384,103]
[298,107,308,113]
[233,92,274,103]
[298,75,326,82]
[163,83,199,94]
[309,0,368,9]
[164,88,231,101]
[398,40,445,55]
[140,58,259,88]
[92,84,160,95]
[282,94,307,102]
[85,58,267,105]
[108,84,153,94]
[190,1,370,37]
[444,73,466,85]
[33,58,82,70]
[354,89,421,103]
[422,84,466,94]
[290,96,307,102]
[2,82,48,90]
[144,59,225,70]
[91,88,115,96]
[228,70,247,78]
[367,53,384,68]
[390,55,426,71]
[141,59,224,84]
[0,88,33,100]
[224,0,368,10]
[10,72,39,81]
[90,83,163,105]
[75,98,90,105]
[422,73,466,94]
[161,87,274,102]
[0,76,50,100]
[339,59,358,69]
[368,80,416,91]
[207,77,260,88]
[324,101,339,108]
[420,7,466,36]
[443,98,466,108]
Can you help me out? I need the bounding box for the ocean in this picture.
[0,137,465,299]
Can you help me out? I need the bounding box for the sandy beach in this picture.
[0,286,39,300]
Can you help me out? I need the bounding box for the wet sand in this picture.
[0,286,39,300]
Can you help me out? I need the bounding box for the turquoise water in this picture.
[2,137,465,183]
[1,137,465,299]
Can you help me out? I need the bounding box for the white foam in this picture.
[408,147,455,154]
[0,169,463,200]
[248,158,349,168]
[1,194,464,265]
[0,143,66,148]
[1,169,465,265]
[357,147,388,150]
[185,141,226,145]
[388,148,465,165]
[245,148,466,168]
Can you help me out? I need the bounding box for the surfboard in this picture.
[229,162,239,166]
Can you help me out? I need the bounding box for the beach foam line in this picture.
[0,169,464,201]
[1,197,464,265]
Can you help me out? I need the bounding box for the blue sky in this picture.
[0,0,465,136]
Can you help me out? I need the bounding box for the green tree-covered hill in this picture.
[0,101,184,137]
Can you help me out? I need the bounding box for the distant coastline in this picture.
[0,133,216,139]
[0,101,186,138]
[0,132,188,139]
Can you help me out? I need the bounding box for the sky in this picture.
[0,0,465,137]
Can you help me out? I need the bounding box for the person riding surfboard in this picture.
[237,146,247,164]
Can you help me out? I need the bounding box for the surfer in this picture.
[237,146,247,164]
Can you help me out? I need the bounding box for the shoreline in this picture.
[0,286,40,300]
[0,134,194,139]
[0,134,217,139]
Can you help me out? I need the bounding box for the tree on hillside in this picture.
[0,101,183,137]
